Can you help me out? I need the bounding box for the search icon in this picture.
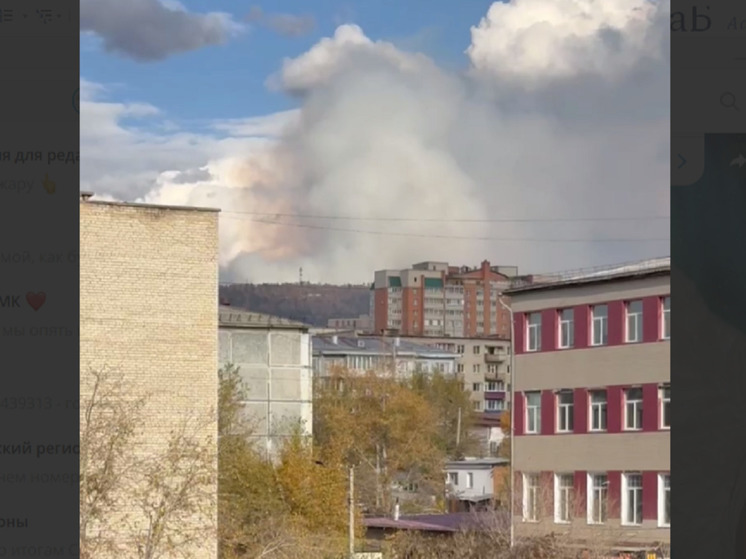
[721,91,740,111]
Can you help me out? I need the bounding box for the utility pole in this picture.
[348,466,355,558]
[498,295,515,549]
[456,407,462,447]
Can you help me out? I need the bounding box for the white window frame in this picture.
[448,472,458,486]
[486,399,503,412]
[556,391,574,433]
[660,384,670,429]
[587,473,608,525]
[472,400,482,411]
[661,296,671,340]
[625,300,643,343]
[590,305,608,346]
[523,473,539,522]
[526,312,542,352]
[558,308,574,349]
[658,473,671,527]
[466,472,474,489]
[525,392,541,434]
[589,390,607,432]
[472,383,482,392]
[623,387,643,431]
[554,473,573,524]
[621,473,643,526]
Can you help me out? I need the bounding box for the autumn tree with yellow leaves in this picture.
[218,365,355,559]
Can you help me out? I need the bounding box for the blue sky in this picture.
[81,0,494,125]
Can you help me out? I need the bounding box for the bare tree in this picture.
[79,367,217,559]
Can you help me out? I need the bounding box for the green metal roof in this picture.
[424,277,443,288]
[388,276,402,287]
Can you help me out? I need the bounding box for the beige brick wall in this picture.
[80,201,219,558]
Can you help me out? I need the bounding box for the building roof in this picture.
[445,457,509,468]
[312,335,458,358]
[80,193,220,213]
[219,305,311,330]
[363,512,507,533]
[505,257,670,295]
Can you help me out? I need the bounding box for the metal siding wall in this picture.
[514,312,526,355]
[574,305,589,349]
[514,392,525,436]
[541,309,556,352]
[642,383,660,432]
[573,388,588,434]
[643,296,661,342]
[541,390,555,434]
[608,300,624,346]
[607,385,623,433]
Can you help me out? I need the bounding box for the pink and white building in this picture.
[507,258,670,552]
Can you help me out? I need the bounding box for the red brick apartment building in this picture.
[507,258,670,552]
[372,260,518,338]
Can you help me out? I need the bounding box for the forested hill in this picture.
[218,283,371,326]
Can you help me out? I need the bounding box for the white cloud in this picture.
[82,0,669,284]
[467,0,666,85]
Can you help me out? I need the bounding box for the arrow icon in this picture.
[677,154,686,169]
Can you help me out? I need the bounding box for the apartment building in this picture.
[312,335,458,377]
[80,195,219,558]
[507,258,670,552]
[372,260,517,338]
[219,305,313,458]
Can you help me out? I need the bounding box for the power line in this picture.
[220,209,669,224]
[220,215,669,243]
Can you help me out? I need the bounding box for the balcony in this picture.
[484,351,507,363]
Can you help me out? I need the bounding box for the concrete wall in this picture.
[220,328,313,457]
[80,201,219,558]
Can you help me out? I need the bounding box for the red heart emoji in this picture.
[26,292,46,311]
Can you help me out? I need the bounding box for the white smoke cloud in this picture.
[83,0,670,284]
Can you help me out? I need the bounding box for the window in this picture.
[588,474,608,524]
[658,474,671,527]
[487,364,498,374]
[466,473,474,489]
[591,305,608,346]
[456,345,465,353]
[473,345,481,354]
[486,399,504,411]
[661,296,670,339]
[589,390,607,432]
[558,308,574,349]
[625,300,643,343]
[473,364,481,373]
[486,381,498,391]
[622,473,643,525]
[472,383,482,392]
[556,391,574,433]
[525,392,541,434]
[555,474,574,523]
[472,400,482,411]
[523,474,539,521]
[624,388,643,430]
[660,384,670,428]
[457,363,464,373]
[489,441,499,455]
[448,472,458,486]
[526,312,542,351]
